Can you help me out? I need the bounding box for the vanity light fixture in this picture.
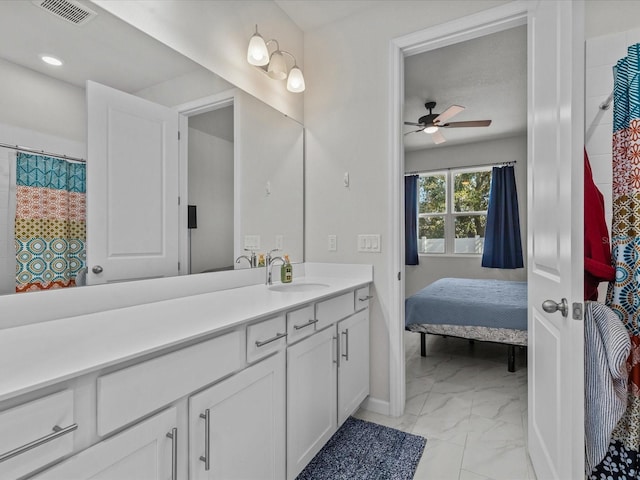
[247,25,305,93]
[41,55,63,66]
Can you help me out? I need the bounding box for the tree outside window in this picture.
[417,168,492,254]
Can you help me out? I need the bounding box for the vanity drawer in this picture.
[287,305,316,343]
[315,292,354,330]
[0,390,75,480]
[355,285,372,311]
[97,330,243,436]
[247,315,287,363]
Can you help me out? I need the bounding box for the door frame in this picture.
[175,89,237,274]
[387,1,529,417]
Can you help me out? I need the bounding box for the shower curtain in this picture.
[14,153,86,293]
[591,43,640,478]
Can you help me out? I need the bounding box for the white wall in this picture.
[404,135,527,297]
[92,0,305,123]
[188,126,234,273]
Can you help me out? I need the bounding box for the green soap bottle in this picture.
[281,255,293,283]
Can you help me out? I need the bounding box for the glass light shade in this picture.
[423,125,439,134]
[267,51,288,80]
[247,33,269,66]
[287,66,305,93]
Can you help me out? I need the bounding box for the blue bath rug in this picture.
[296,416,427,480]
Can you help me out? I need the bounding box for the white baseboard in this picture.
[361,396,391,416]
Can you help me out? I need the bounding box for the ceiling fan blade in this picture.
[431,129,446,144]
[442,120,492,128]
[404,121,425,126]
[404,129,425,136]
[433,105,464,124]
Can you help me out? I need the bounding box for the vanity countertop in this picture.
[0,270,372,403]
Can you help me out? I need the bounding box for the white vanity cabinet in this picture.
[286,287,371,480]
[32,407,178,480]
[286,325,337,479]
[189,351,285,480]
[337,309,370,425]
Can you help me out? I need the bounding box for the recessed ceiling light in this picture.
[41,55,63,66]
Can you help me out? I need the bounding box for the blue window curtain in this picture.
[481,166,523,269]
[405,175,419,265]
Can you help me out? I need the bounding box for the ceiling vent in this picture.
[32,0,97,26]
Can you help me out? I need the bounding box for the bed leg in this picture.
[420,333,426,357]
[508,345,515,372]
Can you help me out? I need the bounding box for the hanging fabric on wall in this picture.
[590,43,640,479]
[481,165,523,269]
[404,175,419,265]
[14,153,86,293]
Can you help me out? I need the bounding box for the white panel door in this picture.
[337,310,370,426]
[527,1,584,479]
[32,408,177,480]
[189,351,286,480]
[287,327,337,480]
[87,81,179,284]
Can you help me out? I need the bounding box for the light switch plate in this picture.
[328,235,337,252]
[244,235,260,250]
[275,235,284,250]
[357,234,381,253]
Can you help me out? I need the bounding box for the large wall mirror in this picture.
[0,0,304,296]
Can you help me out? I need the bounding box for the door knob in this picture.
[542,298,568,317]
[92,265,104,274]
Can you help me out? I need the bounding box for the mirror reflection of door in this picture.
[187,106,234,274]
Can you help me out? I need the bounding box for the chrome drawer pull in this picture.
[293,319,318,330]
[199,409,211,471]
[358,295,373,302]
[166,428,178,480]
[341,329,350,361]
[0,423,78,463]
[255,332,287,347]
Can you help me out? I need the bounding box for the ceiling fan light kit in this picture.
[404,101,492,144]
[247,25,305,93]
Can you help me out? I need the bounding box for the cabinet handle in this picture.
[166,428,178,480]
[0,423,78,463]
[333,335,339,366]
[293,319,318,330]
[341,329,350,361]
[255,332,287,347]
[199,409,211,471]
[359,295,373,302]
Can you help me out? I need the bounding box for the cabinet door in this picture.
[338,309,370,426]
[287,326,337,480]
[33,408,178,480]
[189,351,285,480]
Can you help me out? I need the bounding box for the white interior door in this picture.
[86,81,179,284]
[527,1,584,478]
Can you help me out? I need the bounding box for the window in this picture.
[417,167,492,254]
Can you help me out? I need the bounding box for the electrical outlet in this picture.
[328,235,337,251]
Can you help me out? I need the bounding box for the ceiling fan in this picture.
[404,101,492,144]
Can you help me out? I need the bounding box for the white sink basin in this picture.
[268,282,330,293]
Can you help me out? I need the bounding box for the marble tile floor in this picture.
[355,331,535,480]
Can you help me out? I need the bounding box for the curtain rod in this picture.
[0,142,86,163]
[405,160,516,176]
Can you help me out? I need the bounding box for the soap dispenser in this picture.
[281,255,293,283]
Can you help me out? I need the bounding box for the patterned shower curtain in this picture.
[591,43,640,478]
[15,153,86,293]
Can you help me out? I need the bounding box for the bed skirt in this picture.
[406,323,528,346]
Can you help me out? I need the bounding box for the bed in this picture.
[405,277,527,372]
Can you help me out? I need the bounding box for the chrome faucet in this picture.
[266,256,285,285]
[265,248,280,269]
[236,250,257,268]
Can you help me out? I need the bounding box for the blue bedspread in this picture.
[405,278,527,331]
